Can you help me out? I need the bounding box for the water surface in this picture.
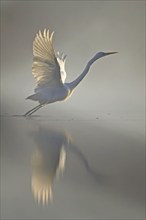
[1,116,145,219]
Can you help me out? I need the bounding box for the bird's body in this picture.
[24,29,117,116]
[27,84,71,104]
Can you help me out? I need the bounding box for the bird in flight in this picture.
[24,29,117,116]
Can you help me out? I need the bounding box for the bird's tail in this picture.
[26,94,38,101]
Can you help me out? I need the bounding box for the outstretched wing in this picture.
[32,29,66,87]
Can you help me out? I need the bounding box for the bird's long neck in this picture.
[67,55,99,91]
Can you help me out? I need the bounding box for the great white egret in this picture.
[24,29,117,116]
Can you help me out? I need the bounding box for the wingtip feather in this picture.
[50,31,54,42]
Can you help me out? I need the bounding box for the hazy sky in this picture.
[1,1,145,117]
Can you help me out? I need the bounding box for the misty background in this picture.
[1,0,145,118]
[1,1,145,219]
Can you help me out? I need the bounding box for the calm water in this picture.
[1,115,145,219]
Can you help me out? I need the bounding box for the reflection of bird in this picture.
[31,126,71,205]
[31,147,66,205]
[30,124,104,205]
[24,29,117,116]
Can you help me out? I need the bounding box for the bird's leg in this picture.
[27,105,43,116]
[24,104,43,117]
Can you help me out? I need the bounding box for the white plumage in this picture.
[24,29,117,116]
[32,29,66,86]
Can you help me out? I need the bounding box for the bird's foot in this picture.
[23,114,40,117]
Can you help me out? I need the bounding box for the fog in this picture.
[1,1,145,219]
[1,0,145,117]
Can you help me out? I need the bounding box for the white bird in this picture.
[24,29,117,116]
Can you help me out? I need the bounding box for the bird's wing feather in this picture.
[56,51,67,83]
[32,29,66,87]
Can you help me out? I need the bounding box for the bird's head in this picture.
[94,51,118,60]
